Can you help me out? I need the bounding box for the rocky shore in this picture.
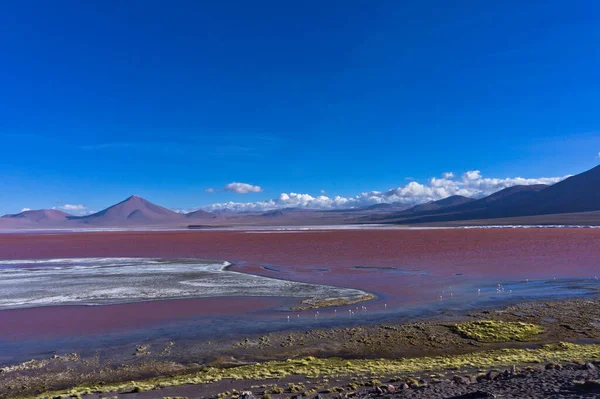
[85,358,600,398]
[2,298,600,399]
[338,361,600,398]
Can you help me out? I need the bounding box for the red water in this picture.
[1,229,599,337]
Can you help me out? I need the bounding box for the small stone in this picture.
[399,383,409,390]
[374,386,384,395]
[586,362,596,370]
[453,375,470,385]
[241,392,256,399]
[545,362,561,370]
[386,384,395,393]
[446,391,496,399]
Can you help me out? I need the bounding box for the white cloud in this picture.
[203,170,568,212]
[224,182,262,194]
[59,204,87,211]
[205,188,215,193]
[20,208,31,212]
[49,204,90,216]
[442,172,454,179]
[463,170,481,180]
[320,189,326,194]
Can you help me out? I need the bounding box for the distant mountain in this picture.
[363,202,400,211]
[211,208,235,215]
[3,165,600,229]
[515,165,600,215]
[185,209,218,220]
[72,195,183,226]
[401,195,474,214]
[433,195,475,207]
[259,208,316,217]
[475,184,549,205]
[261,209,285,218]
[378,184,550,224]
[2,209,72,223]
[0,209,72,229]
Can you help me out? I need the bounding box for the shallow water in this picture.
[1,229,600,364]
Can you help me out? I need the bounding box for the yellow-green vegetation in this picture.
[405,377,420,386]
[265,385,284,394]
[347,382,360,390]
[452,320,544,343]
[31,342,600,399]
[286,383,305,393]
[292,293,376,311]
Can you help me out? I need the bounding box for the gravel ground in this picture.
[370,363,600,398]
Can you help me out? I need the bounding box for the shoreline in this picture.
[2,296,600,399]
[2,224,600,235]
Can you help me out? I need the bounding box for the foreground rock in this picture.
[355,362,600,399]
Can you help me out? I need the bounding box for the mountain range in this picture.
[2,165,600,229]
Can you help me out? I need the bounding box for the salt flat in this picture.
[0,257,369,310]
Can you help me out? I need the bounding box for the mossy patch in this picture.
[30,342,600,399]
[452,320,544,343]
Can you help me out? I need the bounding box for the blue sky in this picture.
[1,1,599,214]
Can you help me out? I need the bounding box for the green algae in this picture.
[29,342,600,399]
[452,320,544,342]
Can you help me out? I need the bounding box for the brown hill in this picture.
[72,195,183,226]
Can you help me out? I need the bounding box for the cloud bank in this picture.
[48,204,90,216]
[204,170,568,212]
[59,204,87,211]
[224,182,263,194]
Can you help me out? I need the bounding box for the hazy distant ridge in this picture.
[2,165,600,229]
